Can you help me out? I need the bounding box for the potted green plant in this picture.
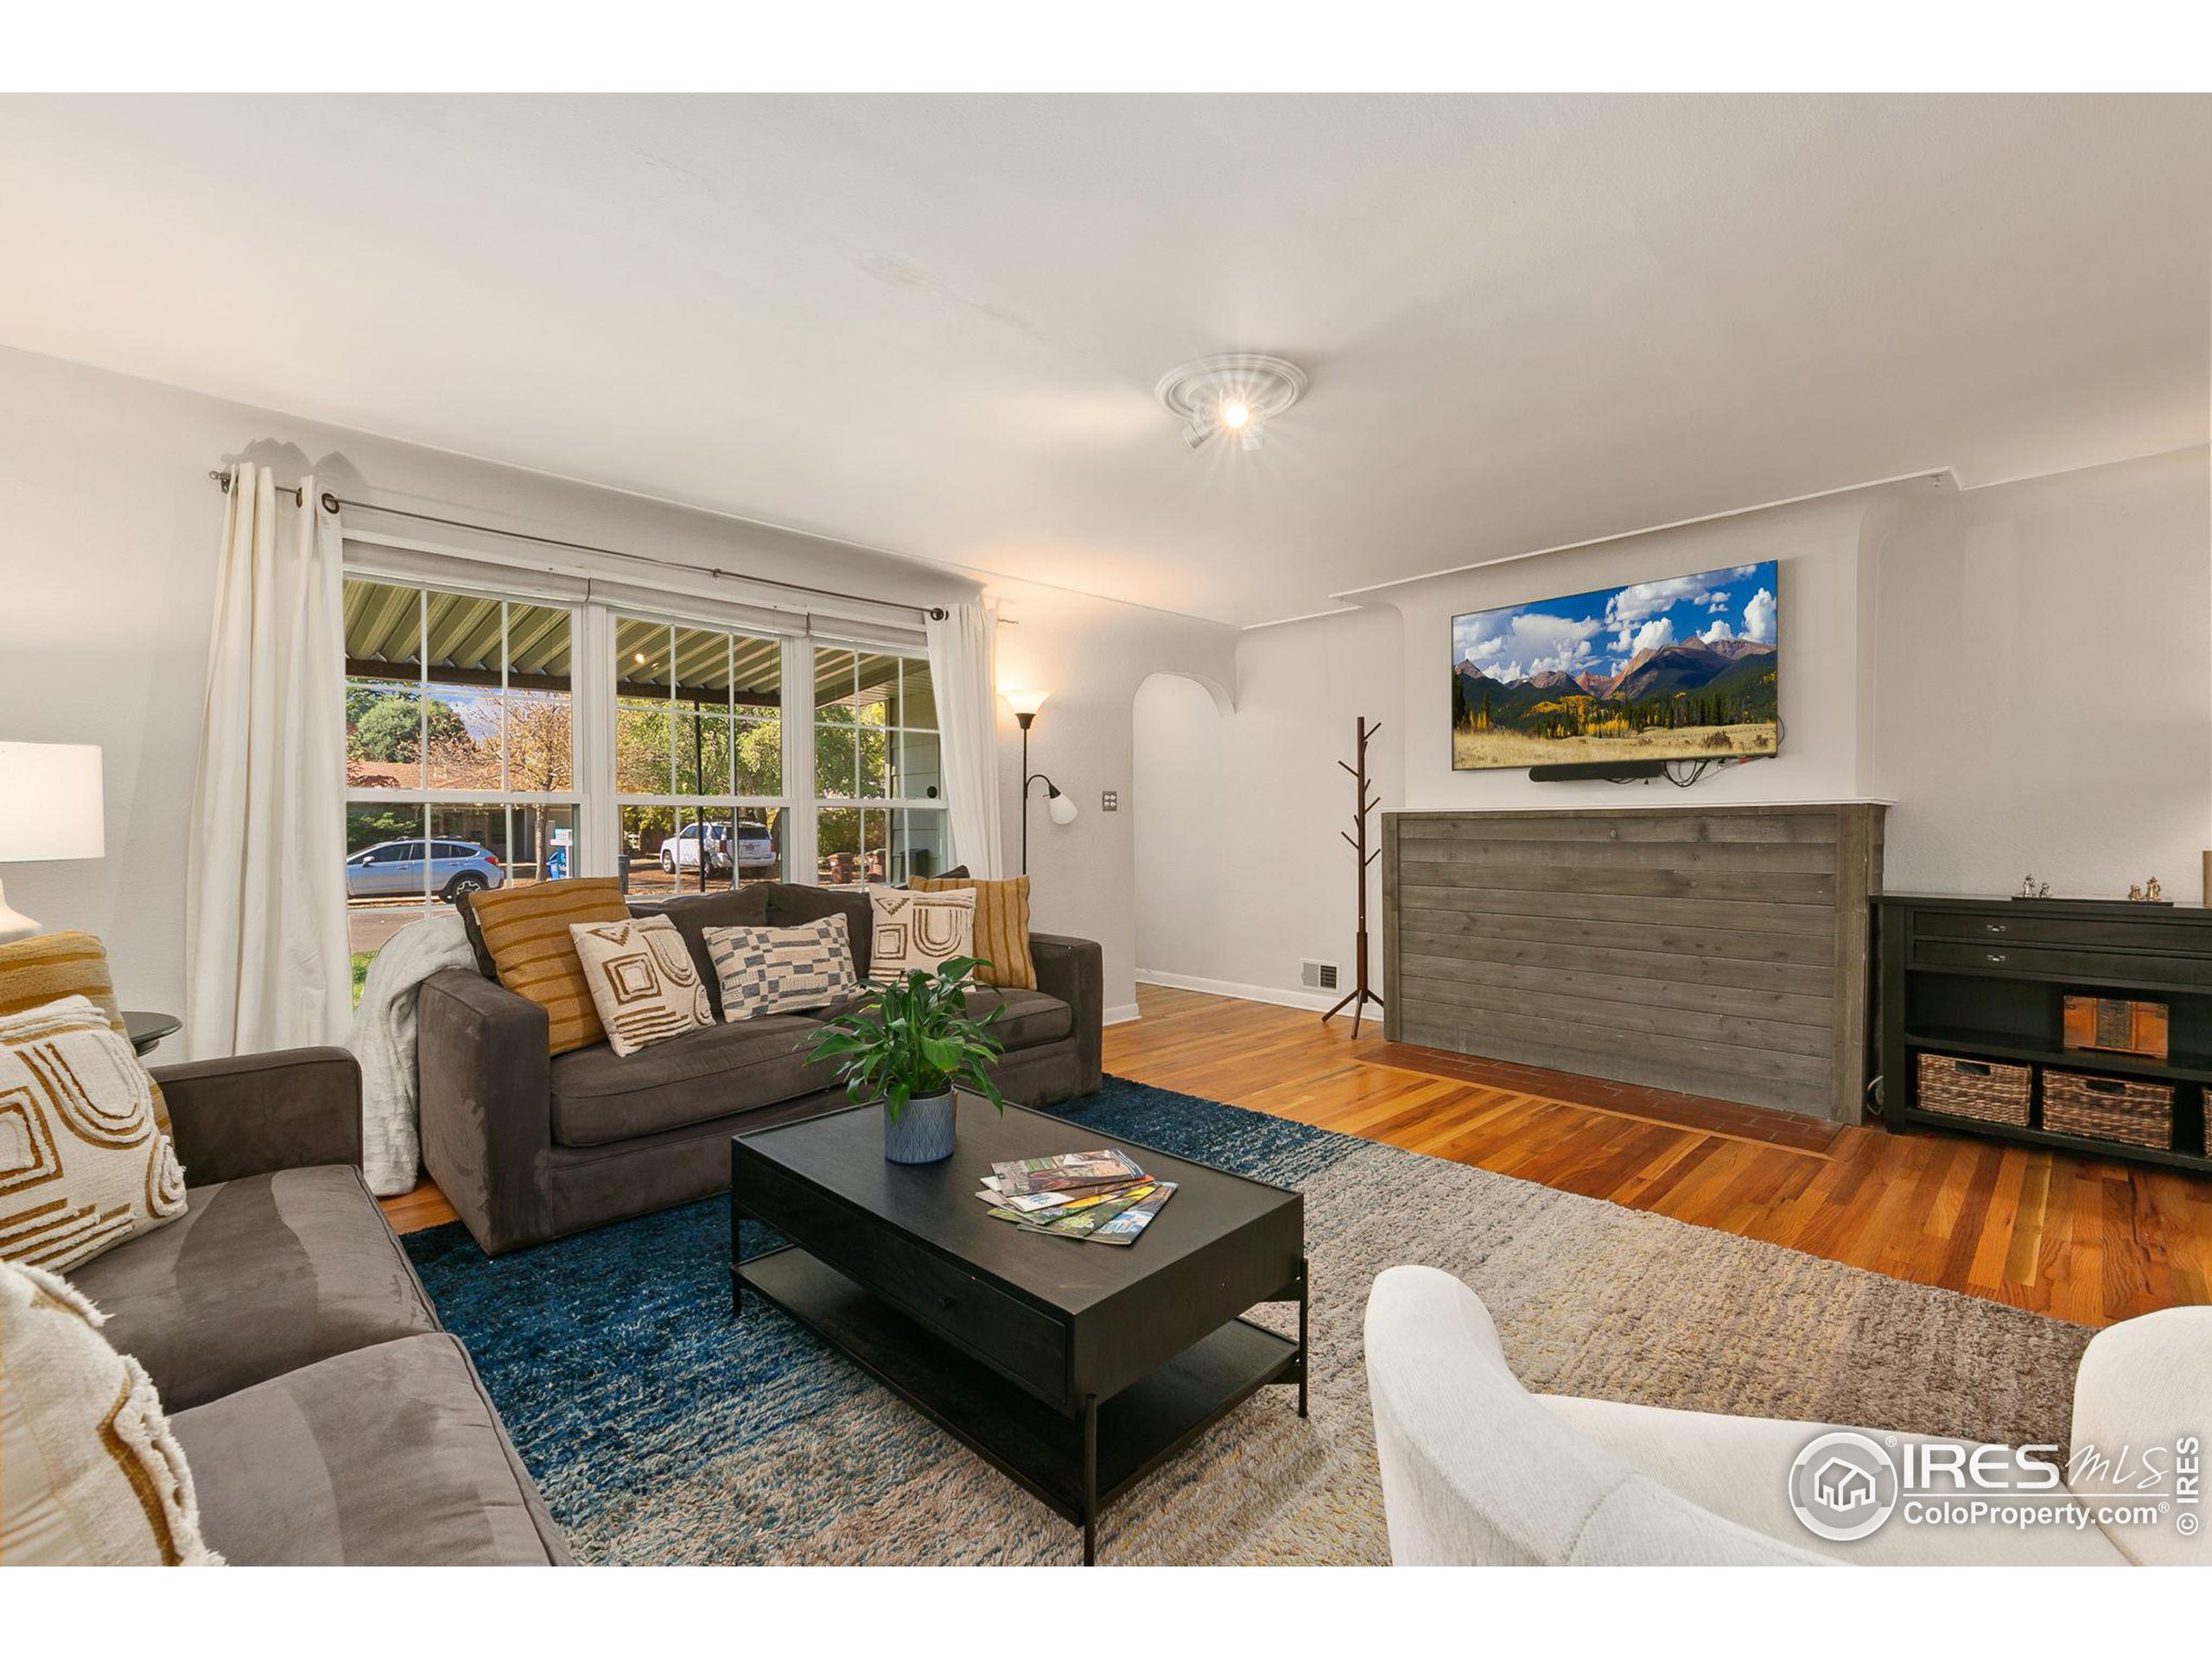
[805,957,1008,1163]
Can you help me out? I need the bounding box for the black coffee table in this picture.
[729,1098,1306,1564]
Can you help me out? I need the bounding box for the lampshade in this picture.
[1001,687,1049,718]
[0,743,105,862]
[1046,789,1079,827]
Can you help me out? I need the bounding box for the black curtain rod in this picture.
[207,469,948,622]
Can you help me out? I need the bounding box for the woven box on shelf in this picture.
[1915,1052,2031,1126]
[2044,1069,2174,1151]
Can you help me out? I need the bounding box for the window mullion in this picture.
[416,588,430,902]
[576,601,617,877]
[783,633,817,883]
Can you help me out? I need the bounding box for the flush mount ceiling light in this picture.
[1154,353,1309,452]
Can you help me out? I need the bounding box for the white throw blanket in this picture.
[350,911,480,1197]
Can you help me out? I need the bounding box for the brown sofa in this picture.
[73,1047,567,1565]
[418,881,1104,1255]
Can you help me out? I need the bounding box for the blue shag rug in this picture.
[402,1074,2086,1565]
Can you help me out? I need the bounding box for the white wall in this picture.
[1132,607,1403,1007]
[1380,486,1894,810]
[1126,449,2210,1007]
[5,340,2201,1035]
[1131,674,1228,988]
[989,582,1238,1021]
[0,345,1245,1031]
[0,345,985,1020]
[1874,447,2211,896]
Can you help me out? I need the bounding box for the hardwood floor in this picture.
[1110,986,2211,1327]
[379,982,2212,1326]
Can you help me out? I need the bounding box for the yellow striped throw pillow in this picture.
[912,874,1036,990]
[460,878,632,1056]
[0,931,166,1131]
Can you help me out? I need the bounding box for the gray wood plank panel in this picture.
[1392,907,1838,967]
[1395,883,1838,938]
[1397,949,1834,1027]
[1395,924,1834,997]
[1382,804,1885,1121]
[1394,836,1845,874]
[1396,1005,1831,1112]
[1397,996,1833,1087]
[1396,813,1826,840]
[1830,805,1878,1126]
[1382,815,1404,1043]
[1395,812,1842,846]
[1397,859,1837,906]
[1397,974,1834,1058]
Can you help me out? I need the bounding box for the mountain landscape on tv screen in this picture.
[1450,563,1780,771]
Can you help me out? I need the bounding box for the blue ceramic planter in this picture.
[882,1092,957,1164]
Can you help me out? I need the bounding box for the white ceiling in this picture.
[1,94,2205,626]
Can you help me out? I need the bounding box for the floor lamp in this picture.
[1003,690,1078,875]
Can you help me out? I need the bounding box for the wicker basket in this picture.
[2044,1069,2174,1151]
[1916,1052,2031,1126]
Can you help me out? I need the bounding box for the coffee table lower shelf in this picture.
[734,1243,1301,1563]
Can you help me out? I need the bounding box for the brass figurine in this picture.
[2018,874,2051,899]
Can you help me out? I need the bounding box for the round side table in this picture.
[124,1010,182,1058]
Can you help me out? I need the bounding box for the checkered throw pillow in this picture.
[703,914,860,1022]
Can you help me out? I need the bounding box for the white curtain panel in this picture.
[183,467,352,1058]
[924,601,1005,880]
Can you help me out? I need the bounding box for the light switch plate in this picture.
[1101,790,1119,811]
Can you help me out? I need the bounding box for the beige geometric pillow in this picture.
[0,996,186,1273]
[703,915,860,1021]
[568,915,715,1057]
[868,887,976,981]
[0,1256,222,1564]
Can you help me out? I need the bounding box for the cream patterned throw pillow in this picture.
[0,1256,222,1565]
[704,915,860,1021]
[569,915,715,1057]
[0,995,187,1273]
[868,887,976,980]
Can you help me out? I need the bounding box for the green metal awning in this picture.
[343,580,930,715]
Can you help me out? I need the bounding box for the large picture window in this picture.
[613,616,791,899]
[813,644,947,886]
[339,563,957,995]
[342,578,580,998]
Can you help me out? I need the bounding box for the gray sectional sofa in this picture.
[419,881,1104,1256]
[75,1046,566,1567]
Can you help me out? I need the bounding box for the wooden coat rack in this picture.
[1324,715,1386,1037]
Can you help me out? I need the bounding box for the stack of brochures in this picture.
[975,1149,1177,1246]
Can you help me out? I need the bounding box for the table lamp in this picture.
[0,742,105,944]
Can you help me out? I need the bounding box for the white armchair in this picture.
[1363,1264,2209,1566]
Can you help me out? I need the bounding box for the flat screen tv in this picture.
[1451,562,1779,772]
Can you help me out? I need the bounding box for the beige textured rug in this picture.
[408,1081,2092,1565]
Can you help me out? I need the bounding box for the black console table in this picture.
[1876,893,2212,1173]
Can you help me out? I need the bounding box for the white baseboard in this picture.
[1134,969,1339,1014]
[1102,1002,1142,1027]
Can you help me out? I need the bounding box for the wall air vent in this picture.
[1301,960,1340,991]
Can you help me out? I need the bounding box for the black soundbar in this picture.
[1527,760,1669,783]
